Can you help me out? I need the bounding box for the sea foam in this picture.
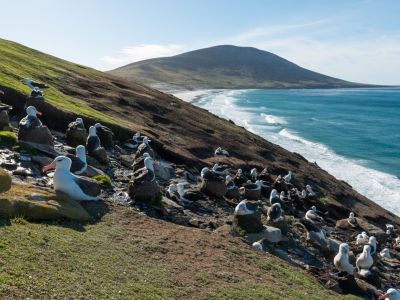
[176,89,400,216]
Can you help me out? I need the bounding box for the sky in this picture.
[1,0,399,85]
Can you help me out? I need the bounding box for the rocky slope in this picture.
[108,45,373,89]
[0,38,399,298]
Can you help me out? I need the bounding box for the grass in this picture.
[93,174,113,189]
[0,39,117,125]
[0,131,17,147]
[0,211,174,299]
[0,204,361,300]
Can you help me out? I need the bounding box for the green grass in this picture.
[0,208,360,300]
[93,174,113,189]
[0,131,17,147]
[0,39,117,125]
[0,212,175,299]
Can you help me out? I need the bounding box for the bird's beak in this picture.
[379,293,388,300]
[42,161,56,173]
[36,111,43,116]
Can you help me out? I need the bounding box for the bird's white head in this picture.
[349,212,355,219]
[143,137,150,146]
[250,168,257,176]
[94,123,101,129]
[380,288,400,300]
[143,152,151,159]
[270,189,277,199]
[226,175,232,183]
[168,184,177,193]
[280,191,285,197]
[76,118,84,126]
[89,126,97,136]
[26,106,41,117]
[369,236,377,247]
[311,206,317,212]
[76,145,86,161]
[43,156,72,173]
[201,167,209,178]
[144,157,154,172]
[177,183,185,196]
[339,243,349,254]
[363,245,371,255]
[237,169,243,175]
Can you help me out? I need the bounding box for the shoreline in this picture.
[174,88,400,216]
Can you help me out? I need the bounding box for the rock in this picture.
[268,218,288,235]
[0,167,11,193]
[128,179,161,205]
[19,141,59,157]
[356,218,387,243]
[200,179,226,198]
[162,197,184,210]
[0,192,90,221]
[65,123,87,147]
[243,182,261,200]
[232,203,264,234]
[91,147,109,165]
[31,155,53,166]
[245,226,282,244]
[18,126,54,146]
[225,187,240,199]
[120,154,135,168]
[0,111,9,127]
[96,125,114,148]
[12,167,32,177]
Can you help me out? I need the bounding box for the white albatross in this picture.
[43,156,101,201]
[356,245,373,275]
[356,231,369,245]
[333,243,354,275]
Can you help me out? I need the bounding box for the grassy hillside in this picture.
[108,45,370,89]
[0,203,359,300]
[0,38,396,298]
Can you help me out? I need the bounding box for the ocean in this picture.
[175,88,400,216]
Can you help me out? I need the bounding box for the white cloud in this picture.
[224,21,400,85]
[101,43,184,69]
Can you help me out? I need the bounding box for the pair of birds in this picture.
[334,243,373,276]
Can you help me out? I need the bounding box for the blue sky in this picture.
[1,0,399,84]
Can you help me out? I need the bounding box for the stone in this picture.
[31,155,53,167]
[65,124,87,147]
[91,147,109,165]
[12,167,33,177]
[200,179,227,198]
[19,141,59,158]
[268,218,288,235]
[245,226,282,244]
[96,125,114,148]
[356,218,387,243]
[128,179,161,205]
[18,126,54,146]
[162,197,184,210]
[0,167,11,193]
[0,191,90,221]
[0,111,9,127]
[225,187,240,199]
[243,183,261,200]
[120,154,135,168]
[232,208,264,234]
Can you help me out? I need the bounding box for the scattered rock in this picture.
[18,126,54,146]
[0,167,11,193]
[200,178,226,198]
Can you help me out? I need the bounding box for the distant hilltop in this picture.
[108,45,376,90]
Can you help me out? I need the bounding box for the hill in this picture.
[108,45,370,89]
[0,38,398,298]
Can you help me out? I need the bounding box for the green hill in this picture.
[108,45,371,89]
[0,38,394,299]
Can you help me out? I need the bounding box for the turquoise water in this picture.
[192,88,400,215]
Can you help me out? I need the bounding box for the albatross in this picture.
[334,243,354,275]
[43,156,100,201]
[19,106,42,129]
